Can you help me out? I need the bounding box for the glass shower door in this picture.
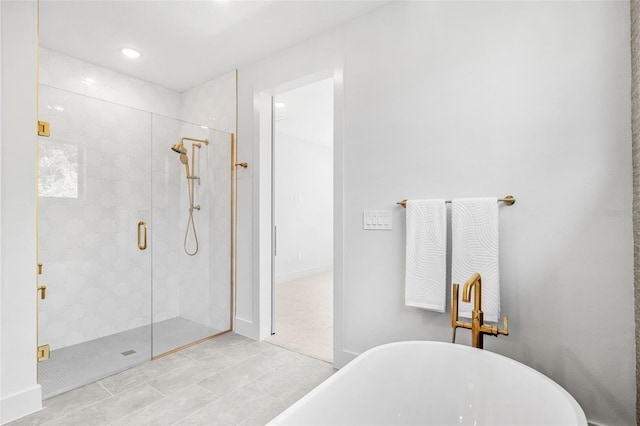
[37,86,153,399]
[151,116,233,357]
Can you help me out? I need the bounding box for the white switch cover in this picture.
[363,210,392,230]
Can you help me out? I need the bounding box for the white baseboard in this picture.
[233,316,259,340]
[333,349,359,369]
[1,384,42,425]
[275,264,333,284]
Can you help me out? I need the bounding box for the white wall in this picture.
[40,48,180,118]
[181,71,236,135]
[1,1,3,419]
[273,79,334,283]
[274,132,333,282]
[39,47,237,127]
[1,1,41,423]
[237,2,635,424]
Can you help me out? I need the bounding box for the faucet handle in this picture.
[498,315,509,336]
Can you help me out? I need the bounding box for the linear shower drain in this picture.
[121,350,136,356]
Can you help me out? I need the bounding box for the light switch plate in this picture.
[363,210,392,230]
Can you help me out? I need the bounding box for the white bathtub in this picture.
[269,341,587,425]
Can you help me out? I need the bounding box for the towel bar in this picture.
[397,195,515,208]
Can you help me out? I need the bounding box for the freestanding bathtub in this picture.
[269,341,587,425]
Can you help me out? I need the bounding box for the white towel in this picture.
[451,198,500,322]
[405,199,447,312]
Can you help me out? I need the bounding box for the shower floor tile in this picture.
[39,317,223,400]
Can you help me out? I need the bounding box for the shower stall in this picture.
[36,84,237,399]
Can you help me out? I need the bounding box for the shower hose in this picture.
[184,175,199,256]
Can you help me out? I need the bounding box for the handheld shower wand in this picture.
[179,154,190,178]
[170,137,209,256]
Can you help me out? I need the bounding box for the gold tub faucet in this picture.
[451,272,509,349]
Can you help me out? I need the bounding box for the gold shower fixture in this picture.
[170,136,209,256]
[170,142,187,155]
[172,137,209,178]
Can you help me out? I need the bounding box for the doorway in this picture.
[266,78,334,362]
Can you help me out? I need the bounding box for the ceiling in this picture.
[39,0,390,93]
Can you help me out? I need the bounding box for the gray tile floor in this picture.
[40,317,224,400]
[12,333,335,426]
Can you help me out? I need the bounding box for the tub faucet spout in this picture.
[452,272,509,349]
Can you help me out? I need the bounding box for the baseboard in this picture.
[275,264,333,284]
[333,348,359,369]
[1,384,42,425]
[233,316,259,340]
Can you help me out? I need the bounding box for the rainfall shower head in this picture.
[171,142,187,155]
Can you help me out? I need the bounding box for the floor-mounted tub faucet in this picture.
[451,272,509,349]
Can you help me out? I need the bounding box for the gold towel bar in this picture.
[397,195,515,208]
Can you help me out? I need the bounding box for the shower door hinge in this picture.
[37,121,50,137]
[37,344,50,362]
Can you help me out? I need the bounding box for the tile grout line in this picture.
[39,384,116,426]
[102,384,166,426]
[96,380,114,396]
[170,384,222,426]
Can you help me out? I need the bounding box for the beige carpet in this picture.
[266,271,333,363]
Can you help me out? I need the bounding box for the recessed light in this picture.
[81,77,95,86]
[120,48,141,59]
[275,102,285,108]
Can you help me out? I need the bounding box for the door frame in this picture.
[256,66,346,365]
[270,79,335,336]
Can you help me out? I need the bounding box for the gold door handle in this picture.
[38,285,47,300]
[137,221,147,250]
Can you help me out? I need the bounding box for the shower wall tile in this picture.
[175,126,232,332]
[39,85,153,350]
[40,48,181,118]
[151,115,183,325]
[180,71,237,134]
[39,47,237,355]
[152,118,232,349]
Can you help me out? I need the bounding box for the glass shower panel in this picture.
[151,116,232,357]
[37,86,153,399]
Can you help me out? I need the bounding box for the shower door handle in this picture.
[137,221,147,250]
